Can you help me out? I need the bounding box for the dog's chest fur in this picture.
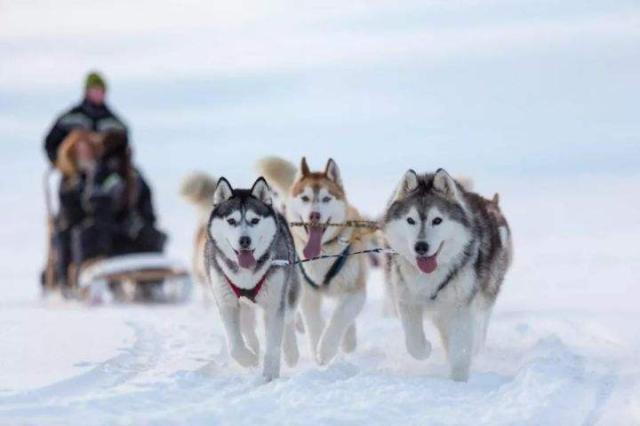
[393,253,476,309]
[207,252,287,306]
[205,214,297,308]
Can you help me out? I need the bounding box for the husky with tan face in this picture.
[258,157,369,365]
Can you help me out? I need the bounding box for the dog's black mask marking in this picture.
[211,189,273,219]
[385,174,469,227]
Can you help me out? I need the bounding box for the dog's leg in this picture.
[317,291,365,365]
[295,312,305,333]
[472,302,494,355]
[341,323,357,353]
[262,305,285,381]
[300,286,324,356]
[282,317,300,367]
[440,308,474,382]
[435,318,449,351]
[382,257,398,317]
[240,303,260,356]
[398,302,431,360]
[219,303,258,368]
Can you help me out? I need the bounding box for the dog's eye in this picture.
[407,217,416,225]
[432,217,442,226]
[227,218,237,226]
[250,218,260,225]
[301,195,310,202]
[322,196,332,203]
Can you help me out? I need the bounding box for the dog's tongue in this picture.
[303,228,324,259]
[416,255,438,274]
[237,250,256,269]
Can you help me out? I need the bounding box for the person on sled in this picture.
[44,72,128,164]
[43,73,166,295]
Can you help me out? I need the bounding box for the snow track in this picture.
[1,291,637,425]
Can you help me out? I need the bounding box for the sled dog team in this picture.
[181,157,512,382]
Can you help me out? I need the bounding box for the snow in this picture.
[4,177,640,425]
[1,0,639,424]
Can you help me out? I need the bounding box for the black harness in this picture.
[299,244,352,290]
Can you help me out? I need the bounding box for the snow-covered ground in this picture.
[1,1,639,424]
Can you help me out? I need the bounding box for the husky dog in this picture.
[205,177,300,381]
[383,169,512,381]
[258,157,369,365]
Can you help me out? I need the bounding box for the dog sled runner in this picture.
[78,253,192,303]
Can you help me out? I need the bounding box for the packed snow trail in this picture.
[0,270,638,425]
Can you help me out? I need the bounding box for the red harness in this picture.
[223,271,269,303]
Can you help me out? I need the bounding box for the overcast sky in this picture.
[1,0,638,182]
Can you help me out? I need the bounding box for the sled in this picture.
[77,253,192,304]
[43,167,192,304]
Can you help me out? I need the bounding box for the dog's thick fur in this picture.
[204,177,300,381]
[383,169,512,381]
[254,156,297,214]
[258,157,369,365]
[55,130,104,178]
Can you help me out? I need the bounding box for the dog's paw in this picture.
[450,367,470,382]
[405,336,432,360]
[262,370,279,382]
[230,345,258,367]
[316,334,340,366]
[262,354,281,382]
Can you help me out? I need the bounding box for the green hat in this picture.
[85,72,107,91]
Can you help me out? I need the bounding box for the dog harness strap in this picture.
[299,263,320,289]
[299,244,352,289]
[323,244,351,285]
[224,271,268,303]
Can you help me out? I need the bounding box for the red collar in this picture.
[223,270,269,303]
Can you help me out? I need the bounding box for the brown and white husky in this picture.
[257,157,370,365]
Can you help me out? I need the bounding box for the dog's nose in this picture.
[239,236,252,250]
[309,211,321,222]
[414,241,429,256]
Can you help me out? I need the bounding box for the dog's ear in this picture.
[433,168,467,205]
[300,157,311,176]
[492,193,500,205]
[250,177,272,206]
[324,158,343,187]
[213,177,233,205]
[390,169,419,202]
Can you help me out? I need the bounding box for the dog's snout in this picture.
[239,236,252,249]
[414,241,429,256]
[309,211,321,222]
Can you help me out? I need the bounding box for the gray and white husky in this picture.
[383,168,512,381]
[205,177,300,381]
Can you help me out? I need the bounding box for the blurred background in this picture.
[1,0,639,301]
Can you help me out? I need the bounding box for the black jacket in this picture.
[55,167,165,267]
[44,99,128,163]
[58,167,156,233]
